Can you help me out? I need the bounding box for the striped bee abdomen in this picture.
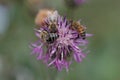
[46,33,59,44]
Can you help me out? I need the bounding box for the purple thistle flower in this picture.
[31,10,91,71]
[74,0,86,5]
[64,0,86,8]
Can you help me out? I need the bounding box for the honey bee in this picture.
[35,9,59,44]
[35,9,58,26]
[38,30,59,44]
[71,21,86,39]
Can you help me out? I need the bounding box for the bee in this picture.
[38,30,59,44]
[35,9,58,26]
[35,9,59,44]
[71,21,86,39]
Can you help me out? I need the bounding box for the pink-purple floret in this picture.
[31,15,91,71]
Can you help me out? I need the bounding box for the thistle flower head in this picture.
[74,0,86,5]
[31,10,91,71]
[64,0,86,8]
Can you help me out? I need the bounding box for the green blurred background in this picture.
[0,0,120,80]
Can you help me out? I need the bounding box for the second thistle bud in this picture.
[64,0,85,8]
